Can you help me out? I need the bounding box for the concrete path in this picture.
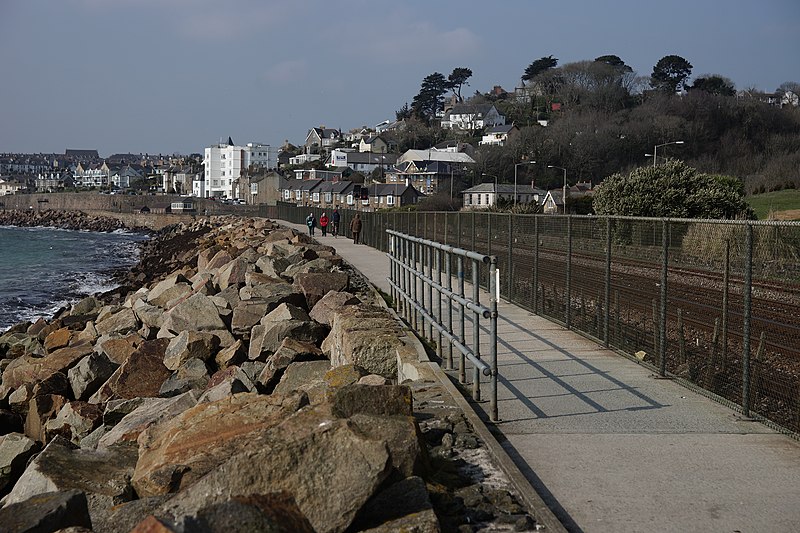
[279,219,800,533]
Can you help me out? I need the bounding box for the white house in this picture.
[479,124,519,146]
[202,138,274,199]
[441,103,505,131]
[462,182,545,209]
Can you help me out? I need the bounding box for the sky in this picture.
[1,0,798,157]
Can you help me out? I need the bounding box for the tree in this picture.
[689,74,735,96]
[594,55,631,70]
[650,55,693,93]
[592,160,754,219]
[522,55,558,81]
[447,67,473,102]
[411,72,449,122]
[395,102,412,120]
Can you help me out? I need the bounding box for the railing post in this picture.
[489,255,499,422]
[446,250,454,369]
[457,210,462,249]
[659,219,669,377]
[458,255,466,383]
[412,240,418,330]
[472,258,482,402]
[742,223,753,417]
[722,238,730,369]
[436,248,443,362]
[427,245,434,341]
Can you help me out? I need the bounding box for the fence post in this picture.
[457,211,462,249]
[427,246,434,341]
[489,255,499,422]
[604,217,612,347]
[566,216,572,329]
[721,238,730,370]
[533,216,539,313]
[659,219,669,377]
[507,214,513,299]
[742,223,753,417]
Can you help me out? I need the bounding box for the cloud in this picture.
[262,60,308,84]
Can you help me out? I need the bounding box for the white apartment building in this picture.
[200,140,274,198]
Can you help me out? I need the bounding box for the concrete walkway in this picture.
[280,219,800,533]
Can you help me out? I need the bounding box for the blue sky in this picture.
[1,0,798,156]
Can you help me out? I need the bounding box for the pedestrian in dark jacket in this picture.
[306,213,316,236]
[319,212,329,236]
[350,213,362,244]
[331,209,340,237]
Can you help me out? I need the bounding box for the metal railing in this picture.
[270,203,800,436]
[387,230,500,422]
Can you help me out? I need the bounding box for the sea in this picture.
[0,225,148,331]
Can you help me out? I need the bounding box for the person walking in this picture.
[331,209,339,238]
[350,213,362,244]
[319,212,329,237]
[305,212,316,236]
[331,209,340,237]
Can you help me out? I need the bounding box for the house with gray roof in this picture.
[440,103,505,131]
[462,182,545,210]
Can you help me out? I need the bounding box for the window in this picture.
[347,194,354,205]
[485,194,489,205]
[387,195,395,205]
[477,194,481,205]
[325,192,332,202]
[312,192,320,202]
[464,195,470,206]
[284,190,290,199]
[221,171,225,176]
[295,190,302,200]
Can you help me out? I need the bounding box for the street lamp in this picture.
[652,140,684,167]
[547,165,568,214]
[514,160,536,206]
[481,172,499,207]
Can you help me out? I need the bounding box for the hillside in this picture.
[747,189,800,220]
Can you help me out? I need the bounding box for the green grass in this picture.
[747,189,800,220]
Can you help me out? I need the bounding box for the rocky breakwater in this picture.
[0,209,132,233]
[0,216,539,532]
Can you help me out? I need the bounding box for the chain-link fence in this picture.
[269,204,800,436]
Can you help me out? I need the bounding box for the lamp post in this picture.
[547,165,567,214]
[652,140,684,167]
[514,160,536,206]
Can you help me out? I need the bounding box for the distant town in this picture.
[2,73,797,217]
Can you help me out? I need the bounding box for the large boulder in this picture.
[2,344,93,391]
[309,291,361,326]
[0,489,92,532]
[161,293,227,334]
[95,308,140,337]
[1,436,137,515]
[159,358,210,397]
[272,361,331,403]
[293,272,349,309]
[90,339,172,403]
[348,476,439,533]
[283,258,335,280]
[256,338,326,394]
[44,327,72,353]
[215,257,249,291]
[96,333,144,365]
[24,394,68,444]
[97,392,199,450]
[0,432,40,495]
[238,281,306,310]
[156,405,391,533]
[322,305,403,378]
[248,321,327,362]
[68,352,118,401]
[132,392,308,497]
[162,331,219,371]
[43,401,103,444]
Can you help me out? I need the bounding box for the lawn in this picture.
[747,189,800,220]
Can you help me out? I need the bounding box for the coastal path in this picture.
[277,218,800,533]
